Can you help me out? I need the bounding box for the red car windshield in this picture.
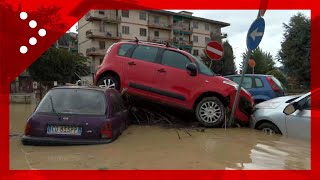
[35,89,106,115]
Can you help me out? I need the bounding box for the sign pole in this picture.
[228,8,266,127]
[229,50,252,126]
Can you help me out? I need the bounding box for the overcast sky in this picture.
[70,10,310,69]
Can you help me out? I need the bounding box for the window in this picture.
[193,35,198,43]
[140,28,147,36]
[139,11,147,20]
[205,37,210,43]
[118,44,135,56]
[122,26,130,34]
[191,55,214,76]
[244,77,253,88]
[232,77,253,89]
[98,11,105,15]
[99,41,105,49]
[35,89,106,115]
[99,22,108,32]
[205,23,210,31]
[122,10,129,18]
[193,49,199,56]
[154,31,159,37]
[254,77,264,88]
[154,16,159,24]
[162,50,191,70]
[131,45,159,63]
[193,21,198,29]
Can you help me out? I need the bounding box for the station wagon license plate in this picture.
[47,125,82,135]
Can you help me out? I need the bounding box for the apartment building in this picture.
[77,10,229,72]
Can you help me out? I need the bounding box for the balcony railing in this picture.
[211,32,228,39]
[86,29,121,40]
[148,36,171,43]
[172,37,193,46]
[86,47,106,56]
[148,20,172,30]
[85,11,121,23]
[172,22,193,32]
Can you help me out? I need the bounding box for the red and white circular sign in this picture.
[205,41,224,60]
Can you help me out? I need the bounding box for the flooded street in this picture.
[10,103,310,170]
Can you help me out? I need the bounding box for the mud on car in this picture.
[95,41,254,127]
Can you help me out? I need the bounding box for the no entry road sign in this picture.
[247,17,265,51]
[205,41,224,60]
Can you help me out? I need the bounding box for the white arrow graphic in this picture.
[250,28,264,41]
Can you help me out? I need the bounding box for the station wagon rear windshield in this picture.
[35,89,106,115]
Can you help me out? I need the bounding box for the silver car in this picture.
[251,90,319,140]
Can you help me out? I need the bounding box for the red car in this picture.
[95,41,254,127]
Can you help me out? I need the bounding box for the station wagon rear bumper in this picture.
[21,135,113,146]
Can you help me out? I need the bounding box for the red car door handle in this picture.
[128,61,136,65]
[157,68,166,73]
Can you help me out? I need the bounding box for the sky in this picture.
[70,10,310,70]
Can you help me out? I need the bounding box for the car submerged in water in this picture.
[251,88,320,140]
[22,86,129,145]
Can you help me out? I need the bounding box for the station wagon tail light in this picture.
[25,120,32,136]
[266,76,280,92]
[101,122,112,139]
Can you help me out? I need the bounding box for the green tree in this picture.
[277,13,310,88]
[28,47,89,86]
[240,47,275,74]
[201,40,236,75]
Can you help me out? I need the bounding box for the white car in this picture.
[251,89,320,140]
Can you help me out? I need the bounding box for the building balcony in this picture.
[86,30,121,40]
[86,47,106,56]
[148,20,172,30]
[148,36,171,44]
[85,12,121,23]
[172,38,193,47]
[211,32,228,39]
[172,23,193,34]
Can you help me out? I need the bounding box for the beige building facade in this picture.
[77,10,229,72]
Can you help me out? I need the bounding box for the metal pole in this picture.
[229,50,252,126]
[209,59,213,69]
[228,2,266,126]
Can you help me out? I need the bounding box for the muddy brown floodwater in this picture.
[10,103,310,170]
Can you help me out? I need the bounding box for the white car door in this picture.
[285,105,310,140]
[285,90,320,140]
